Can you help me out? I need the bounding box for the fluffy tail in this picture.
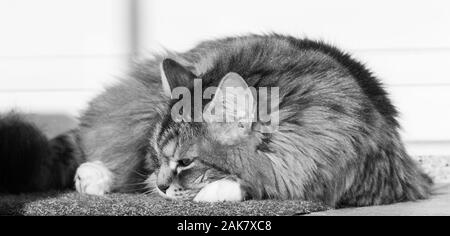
[337,141,433,207]
[0,113,84,193]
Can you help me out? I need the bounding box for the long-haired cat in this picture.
[0,34,432,207]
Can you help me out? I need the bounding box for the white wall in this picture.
[1,0,449,155]
[0,0,132,115]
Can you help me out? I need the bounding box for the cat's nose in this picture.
[157,184,170,194]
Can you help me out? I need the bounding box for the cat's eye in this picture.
[178,158,193,167]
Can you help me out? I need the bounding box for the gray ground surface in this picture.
[0,192,328,216]
[310,183,450,216]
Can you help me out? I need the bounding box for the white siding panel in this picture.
[405,141,450,156]
[0,90,100,116]
[355,50,450,86]
[389,85,450,142]
[0,56,128,91]
[140,0,450,52]
[2,51,448,92]
[0,0,130,57]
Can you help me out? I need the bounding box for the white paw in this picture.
[75,161,113,196]
[193,179,244,202]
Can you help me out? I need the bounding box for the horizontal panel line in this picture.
[353,47,450,53]
[0,89,97,93]
[2,48,450,60]
[405,140,450,145]
[3,84,450,93]
[0,53,132,60]
[386,83,450,87]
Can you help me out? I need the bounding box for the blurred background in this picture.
[0,0,449,155]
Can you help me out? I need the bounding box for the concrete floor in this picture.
[310,183,450,216]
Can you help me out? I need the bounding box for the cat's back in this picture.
[186,34,342,77]
[186,34,397,125]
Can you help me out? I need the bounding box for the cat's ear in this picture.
[204,72,255,123]
[160,58,196,98]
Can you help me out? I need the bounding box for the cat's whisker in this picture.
[132,170,148,178]
[143,188,158,195]
[120,182,148,187]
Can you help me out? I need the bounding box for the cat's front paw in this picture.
[75,161,113,196]
[193,179,244,202]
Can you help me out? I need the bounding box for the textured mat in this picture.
[0,191,329,216]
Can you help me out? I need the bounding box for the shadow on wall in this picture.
[23,113,78,138]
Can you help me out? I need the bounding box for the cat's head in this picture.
[150,58,264,200]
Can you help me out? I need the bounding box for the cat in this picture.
[0,34,432,207]
[0,113,83,193]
